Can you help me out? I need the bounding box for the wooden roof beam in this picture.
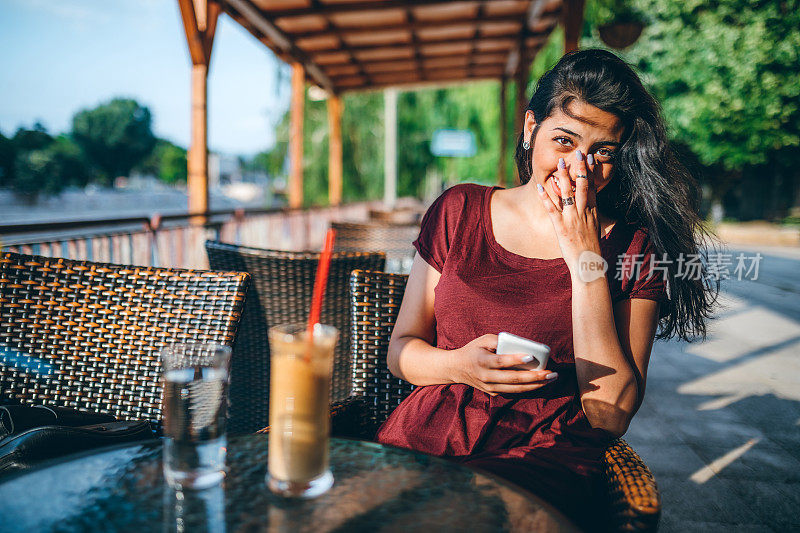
[506,0,550,76]
[406,5,424,81]
[288,14,552,40]
[262,0,479,19]
[204,1,221,60]
[310,0,373,87]
[224,0,335,93]
[178,0,207,65]
[312,36,542,59]
[325,52,509,74]
[344,73,504,93]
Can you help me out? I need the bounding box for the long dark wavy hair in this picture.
[514,49,717,341]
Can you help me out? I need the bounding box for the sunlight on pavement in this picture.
[680,337,800,403]
[686,295,800,364]
[679,287,800,404]
[690,438,760,484]
[696,393,748,411]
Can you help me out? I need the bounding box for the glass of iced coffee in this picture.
[267,322,338,498]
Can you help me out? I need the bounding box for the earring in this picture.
[522,140,530,150]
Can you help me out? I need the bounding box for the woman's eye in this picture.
[595,148,616,160]
[554,137,572,147]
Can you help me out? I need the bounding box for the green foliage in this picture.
[588,0,645,25]
[8,126,91,200]
[137,139,188,184]
[0,131,15,187]
[624,0,800,171]
[341,91,384,202]
[581,0,800,218]
[12,122,51,152]
[249,142,287,177]
[72,98,157,184]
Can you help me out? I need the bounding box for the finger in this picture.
[485,353,548,369]
[586,153,598,208]
[536,183,564,225]
[575,150,590,212]
[483,369,559,383]
[555,157,575,212]
[484,382,557,394]
[478,334,498,352]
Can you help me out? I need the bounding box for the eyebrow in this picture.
[553,127,621,146]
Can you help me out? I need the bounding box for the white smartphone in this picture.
[496,332,551,371]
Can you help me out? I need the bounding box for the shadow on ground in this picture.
[624,253,800,532]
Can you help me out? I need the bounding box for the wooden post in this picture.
[178,0,219,224]
[514,62,529,146]
[562,0,586,53]
[327,94,343,206]
[188,63,208,223]
[384,88,398,209]
[289,63,305,209]
[513,61,530,184]
[498,77,507,187]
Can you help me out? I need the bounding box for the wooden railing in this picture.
[0,202,379,269]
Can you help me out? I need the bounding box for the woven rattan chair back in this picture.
[0,252,248,425]
[331,221,419,274]
[348,269,414,437]
[205,241,385,434]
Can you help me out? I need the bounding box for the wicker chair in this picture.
[204,241,385,434]
[330,221,419,274]
[0,252,249,427]
[334,269,661,532]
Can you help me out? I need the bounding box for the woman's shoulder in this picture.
[604,219,655,254]
[435,182,494,207]
[415,183,494,272]
[421,183,494,225]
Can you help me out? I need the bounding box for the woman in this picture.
[376,49,717,529]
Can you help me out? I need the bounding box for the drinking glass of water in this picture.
[160,343,232,489]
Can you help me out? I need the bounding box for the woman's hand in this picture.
[451,334,558,396]
[537,150,603,279]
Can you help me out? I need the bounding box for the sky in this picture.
[0,0,291,156]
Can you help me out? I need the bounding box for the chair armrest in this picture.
[603,438,661,532]
[255,396,371,438]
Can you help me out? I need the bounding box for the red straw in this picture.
[307,228,336,351]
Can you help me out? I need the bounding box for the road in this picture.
[722,246,800,322]
[625,245,800,532]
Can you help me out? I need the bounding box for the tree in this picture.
[72,98,157,184]
[136,138,188,184]
[582,0,800,219]
[248,142,287,178]
[12,121,51,152]
[9,127,91,201]
[0,131,15,188]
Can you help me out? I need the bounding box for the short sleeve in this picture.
[412,185,470,273]
[615,228,669,317]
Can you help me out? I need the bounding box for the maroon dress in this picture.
[376,184,667,527]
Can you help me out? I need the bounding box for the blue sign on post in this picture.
[431,129,476,157]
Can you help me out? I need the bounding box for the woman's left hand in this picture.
[536,150,603,279]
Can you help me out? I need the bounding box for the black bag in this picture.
[0,405,155,476]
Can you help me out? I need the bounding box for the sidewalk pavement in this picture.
[625,289,800,532]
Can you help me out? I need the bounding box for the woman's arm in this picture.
[387,254,453,385]
[537,152,662,438]
[388,254,560,393]
[571,274,660,437]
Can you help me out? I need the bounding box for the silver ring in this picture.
[576,174,588,179]
[562,196,575,206]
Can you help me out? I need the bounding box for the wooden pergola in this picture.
[177,0,585,219]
